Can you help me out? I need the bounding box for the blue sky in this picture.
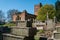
[0,0,57,14]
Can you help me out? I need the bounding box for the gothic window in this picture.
[16,15,21,20]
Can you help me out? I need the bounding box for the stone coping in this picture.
[3,33,25,38]
[8,26,30,28]
[8,27,34,29]
[54,32,60,34]
[56,26,60,27]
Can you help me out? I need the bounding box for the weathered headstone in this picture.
[46,19,54,30]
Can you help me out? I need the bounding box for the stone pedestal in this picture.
[53,27,60,40]
[16,20,32,27]
[16,20,27,28]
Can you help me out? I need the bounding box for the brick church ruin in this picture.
[12,3,42,22]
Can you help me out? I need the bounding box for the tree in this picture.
[7,9,19,22]
[0,10,5,21]
[0,10,6,25]
[36,4,56,21]
[55,0,60,22]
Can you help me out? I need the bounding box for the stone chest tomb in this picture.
[2,20,37,40]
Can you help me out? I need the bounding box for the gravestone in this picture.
[46,19,54,30]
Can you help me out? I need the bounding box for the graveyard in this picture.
[0,0,60,40]
[0,19,59,40]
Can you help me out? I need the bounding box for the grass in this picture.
[3,23,16,26]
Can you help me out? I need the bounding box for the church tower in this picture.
[34,3,42,16]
